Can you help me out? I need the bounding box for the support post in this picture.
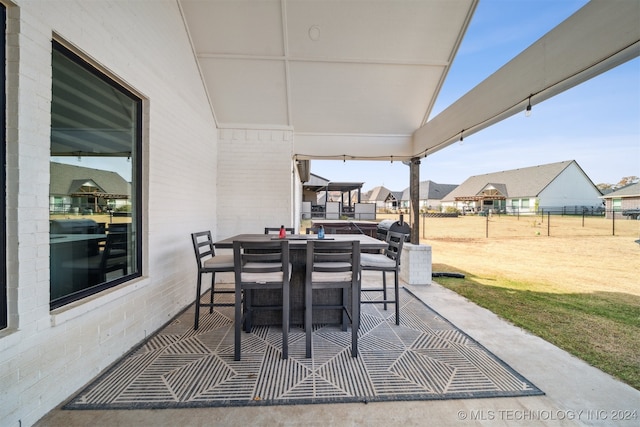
[410,157,420,245]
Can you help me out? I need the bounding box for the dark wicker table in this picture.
[215,234,387,325]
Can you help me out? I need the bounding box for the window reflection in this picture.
[49,161,132,301]
[50,41,140,308]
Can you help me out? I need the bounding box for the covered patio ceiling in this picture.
[179,0,639,162]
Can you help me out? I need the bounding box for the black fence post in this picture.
[612,209,616,236]
[486,212,489,238]
[547,211,551,236]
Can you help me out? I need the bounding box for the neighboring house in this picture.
[50,162,131,214]
[600,182,640,219]
[362,185,391,211]
[399,180,458,212]
[386,191,403,211]
[441,160,602,214]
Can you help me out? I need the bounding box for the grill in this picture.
[376,217,411,241]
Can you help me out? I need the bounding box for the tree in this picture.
[597,183,612,192]
[617,176,639,187]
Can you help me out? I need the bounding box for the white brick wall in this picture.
[216,127,298,238]
[0,2,221,426]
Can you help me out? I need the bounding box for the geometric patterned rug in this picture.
[64,288,543,409]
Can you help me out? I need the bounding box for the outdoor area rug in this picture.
[64,287,543,409]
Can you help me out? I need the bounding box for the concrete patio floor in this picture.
[35,274,639,427]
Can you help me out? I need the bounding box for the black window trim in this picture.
[50,40,143,310]
[1,4,6,329]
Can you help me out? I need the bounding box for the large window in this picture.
[50,41,142,309]
[1,4,6,329]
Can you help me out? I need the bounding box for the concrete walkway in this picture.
[35,277,639,426]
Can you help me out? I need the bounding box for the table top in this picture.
[214,233,387,250]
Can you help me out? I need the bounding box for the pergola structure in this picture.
[69,191,130,213]
[303,180,365,217]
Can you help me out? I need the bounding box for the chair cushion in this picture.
[312,262,354,282]
[360,253,396,269]
[203,254,234,270]
[241,262,292,284]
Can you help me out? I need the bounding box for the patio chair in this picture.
[62,231,128,287]
[360,230,405,325]
[191,231,235,330]
[233,239,291,361]
[305,239,360,358]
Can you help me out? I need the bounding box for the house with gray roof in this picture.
[399,180,458,212]
[362,186,391,210]
[387,191,404,211]
[50,162,131,214]
[441,160,602,214]
[600,182,640,219]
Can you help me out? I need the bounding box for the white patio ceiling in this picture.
[179,0,639,162]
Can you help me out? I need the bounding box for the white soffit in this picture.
[179,0,477,157]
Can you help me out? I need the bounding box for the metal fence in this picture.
[417,209,640,239]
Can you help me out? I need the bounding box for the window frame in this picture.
[50,40,143,310]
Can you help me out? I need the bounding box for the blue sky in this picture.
[312,0,640,192]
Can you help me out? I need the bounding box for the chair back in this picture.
[233,240,290,285]
[264,227,295,234]
[384,231,405,266]
[108,223,130,233]
[100,232,128,277]
[306,240,360,285]
[192,231,216,269]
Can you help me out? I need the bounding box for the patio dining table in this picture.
[214,233,387,325]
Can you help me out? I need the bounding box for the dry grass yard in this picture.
[419,214,639,296]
